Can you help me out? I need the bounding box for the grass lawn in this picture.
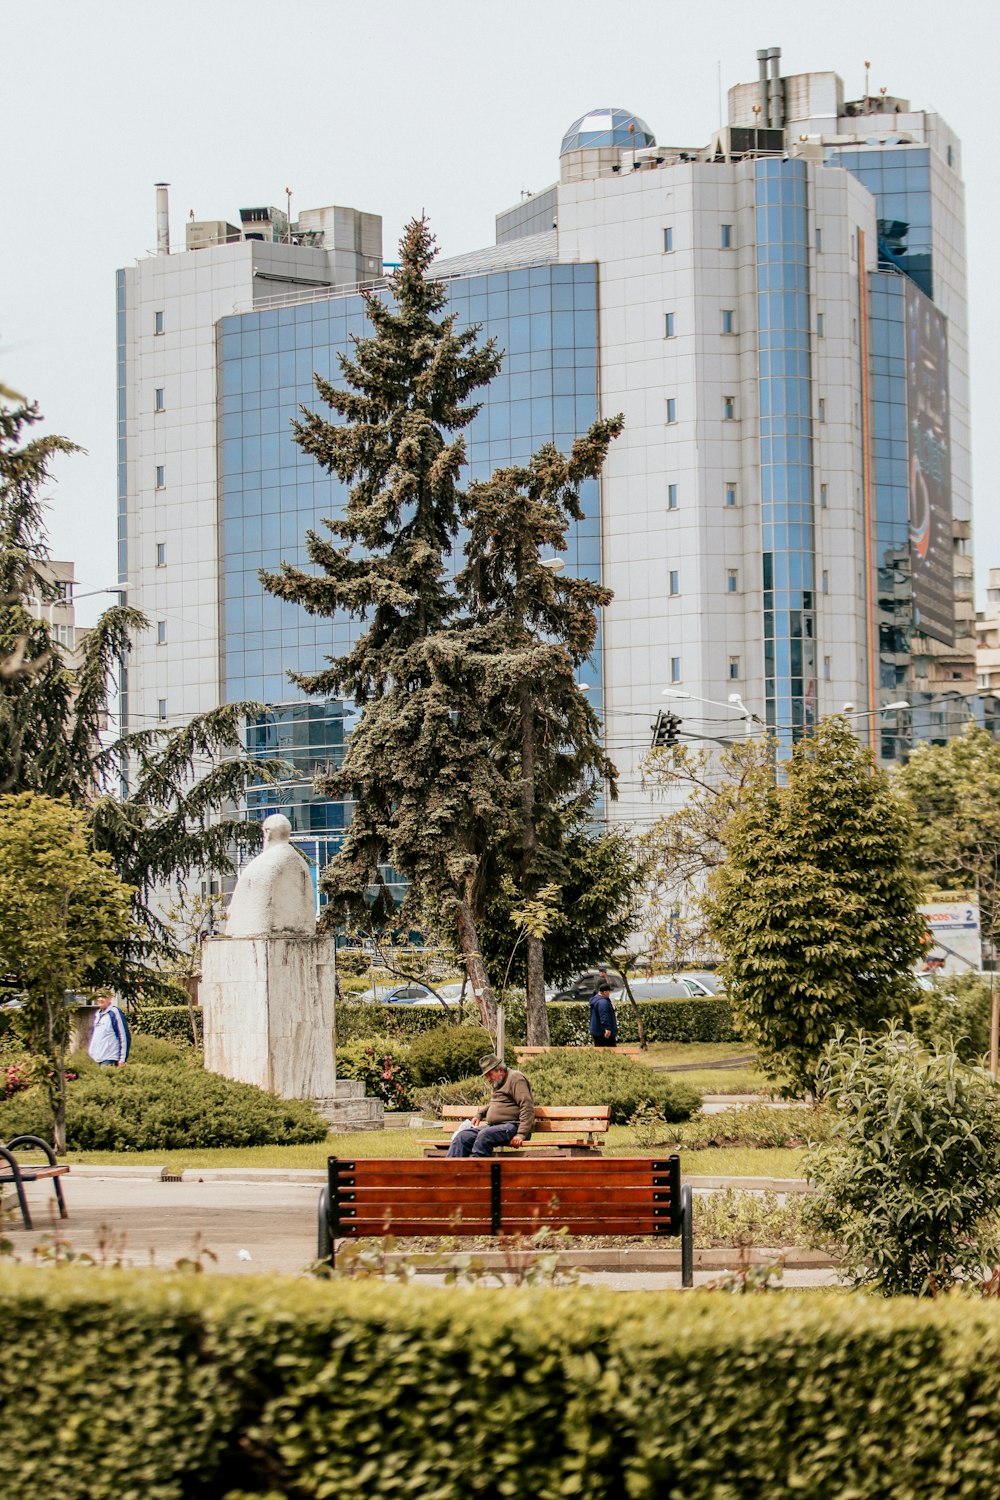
[67,1131,806,1180]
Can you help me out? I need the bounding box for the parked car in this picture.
[674,970,723,995]
[626,977,713,1000]
[548,969,626,1003]
[382,983,459,1007]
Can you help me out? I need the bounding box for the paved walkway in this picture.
[3,1166,837,1288]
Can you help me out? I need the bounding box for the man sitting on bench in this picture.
[446,1053,535,1157]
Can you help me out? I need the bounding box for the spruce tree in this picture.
[261,218,506,1023]
[457,424,622,1041]
[707,717,925,1092]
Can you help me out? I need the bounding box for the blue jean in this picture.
[446,1120,519,1158]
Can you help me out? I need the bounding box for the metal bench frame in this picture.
[0,1135,69,1230]
[318,1153,693,1286]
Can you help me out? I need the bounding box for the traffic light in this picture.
[651,710,682,748]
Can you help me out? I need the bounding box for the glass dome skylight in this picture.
[559,108,655,155]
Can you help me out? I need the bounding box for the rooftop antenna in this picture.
[864,59,871,98]
[155,182,170,256]
[285,186,292,243]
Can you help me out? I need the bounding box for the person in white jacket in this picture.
[88,993,128,1069]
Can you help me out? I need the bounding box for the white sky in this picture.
[3,0,999,623]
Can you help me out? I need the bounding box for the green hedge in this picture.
[5,1271,1000,1497]
[131,1005,202,1048]
[337,997,737,1046]
[0,1061,327,1150]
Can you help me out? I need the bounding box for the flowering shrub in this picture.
[336,1040,414,1111]
[4,1061,31,1100]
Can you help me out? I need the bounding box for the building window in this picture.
[817,312,824,337]
[667,483,678,510]
[720,223,733,249]
[157,699,167,721]
[663,226,674,253]
[729,656,741,680]
[154,387,165,412]
[947,144,954,167]
[669,570,679,596]
[54,579,74,603]
[725,482,737,508]
[723,396,735,421]
[154,310,164,336]
[816,226,823,253]
[157,620,167,645]
[818,398,826,422]
[155,464,165,489]
[727,568,738,593]
[852,316,858,343]
[820,483,828,509]
[666,397,677,424]
[664,311,676,338]
[721,309,735,335]
[822,570,830,594]
[823,655,831,681]
[670,657,681,684]
[156,541,166,567]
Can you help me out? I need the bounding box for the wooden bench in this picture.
[0,1135,69,1230]
[421,1104,610,1157]
[514,1045,646,1063]
[318,1154,693,1286]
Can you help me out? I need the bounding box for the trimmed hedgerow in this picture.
[5,1271,1000,1498]
[336,997,737,1047]
[0,1062,327,1150]
[130,1005,202,1048]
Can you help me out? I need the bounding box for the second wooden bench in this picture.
[421,1104,610,1157]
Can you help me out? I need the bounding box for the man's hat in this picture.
[479,1053,505,1074]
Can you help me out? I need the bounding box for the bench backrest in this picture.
[327,1154,682,1239]
[438,1104,610,1136]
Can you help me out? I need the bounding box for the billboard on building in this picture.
[905,279,954,646]
[918,899,981,975]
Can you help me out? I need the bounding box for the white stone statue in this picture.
[225,813,315,938]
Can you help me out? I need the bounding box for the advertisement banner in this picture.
[918,900,981,975]
[905,279,953,645]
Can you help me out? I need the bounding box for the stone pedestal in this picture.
[201,934,337,1100]
[314,1079,385,1131]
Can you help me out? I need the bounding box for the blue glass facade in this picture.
[218,262,601,854]
[755,158,816,749]
[827,147,933,298]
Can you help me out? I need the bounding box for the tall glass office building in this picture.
[118,49,990,883]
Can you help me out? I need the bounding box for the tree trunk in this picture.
[620,965,648,1049]
[519,683,550,1044]
[525,933,550,1045]
[455,895,497,1031]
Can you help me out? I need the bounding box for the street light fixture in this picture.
[538,557,564,573]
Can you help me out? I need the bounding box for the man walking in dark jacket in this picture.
[589,981,618,1048]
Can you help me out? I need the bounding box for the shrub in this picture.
[804,1025,1000,1295]
[676,1102,830,1150]
[910,972,994,1063]
[9,1270,1000,1498]
[337,1004,463,1044]
[406,1027,513,1087]
[131,1005,202,1048]
[522,1050,700,1125]
[336,1039,414,1111]
[128,1035,195,1067]
[693,1187,807,1249]
[0,1063,327,1150]
[336,997,738,1048]
[413,1075,490,1114]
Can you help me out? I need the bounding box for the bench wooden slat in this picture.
[321,1154,693,1283]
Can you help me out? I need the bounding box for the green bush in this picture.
[131,1005,202,1048]
[337,997,738,1047]
[406,1027,513,1087]
[336,1039,414,1111]
[522,1050,700,1125]
[412,1075,490,1114]
[805,1026,1000,1295]
[0,1062,327,1150]
[128,1035,195,1067]
[910,972,994,1063]
[8,1270,1000,1498]
[676,1102,830,1150]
